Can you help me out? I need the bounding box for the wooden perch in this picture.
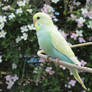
[37,42,92,73]
[70,42,92,48]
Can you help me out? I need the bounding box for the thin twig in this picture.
[70,42,92,48]
[37,49,92,73]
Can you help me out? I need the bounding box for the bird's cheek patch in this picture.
[37,23,40,26]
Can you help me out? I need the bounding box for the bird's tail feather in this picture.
[71,69,87,90]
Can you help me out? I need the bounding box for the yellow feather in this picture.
[72,70,87,90]
[49,26,75,57]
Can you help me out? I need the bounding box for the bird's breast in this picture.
[36,30,53,53]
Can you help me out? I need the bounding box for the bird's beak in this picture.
[33,20,36,25]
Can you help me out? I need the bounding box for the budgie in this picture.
[33,12,87,90]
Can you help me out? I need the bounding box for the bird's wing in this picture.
[49,26,80,65]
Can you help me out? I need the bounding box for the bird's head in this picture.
[33,12,53,30]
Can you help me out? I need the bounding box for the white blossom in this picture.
[51,0,59,3]
[16,36,22,43]
[27,24,36,30]
[0,56,2,63]
[2,5,11,11]
[81,8,88,17]
[60,65,66,70]
[16,8,23,14]
[20,25,28,33]
[12,63,17,69]
[73,1,81,6]
[76,30,83,37]
[0,30,7,38]
[0,16,7,23]
[8,13,15,20]
[21,33,28,40]
[76,17,85,24]
[0,23,4,30]
[17,1,26,7]
[88,21,92,29]
[67,85,71,88]
[27,9,32,14]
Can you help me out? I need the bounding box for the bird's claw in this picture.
[46,56,50,62]
[54,58,59,66]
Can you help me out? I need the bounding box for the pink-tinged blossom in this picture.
[70,71,73,75]
[80,60,87,67]
[87,36,92,41]
[69,80,76,86]
[5,74,18,89]
[39,58,45,63]
[7,81,14,89]
[6,75,11,81]
[45,67,52,72]
[45,67,55,75]
[61,31,68,39]
[77,23,83,28]
[70,14,77,20]
[81,8,88,17]
[12,75,19,82]
[76,17,85,28]
[41,4,55,18]
[88,10,92,19]
[70,32,78,40]
[78,37,86,43]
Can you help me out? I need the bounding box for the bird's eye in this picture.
[37,16,40,20]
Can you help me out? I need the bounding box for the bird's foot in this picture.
[54,58,59,66]
[46,56,50,62]
[40,50,45,54]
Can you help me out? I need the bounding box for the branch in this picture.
[70,42,92,48]
[37,49,92,73]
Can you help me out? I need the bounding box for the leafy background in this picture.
[0,0,92,92]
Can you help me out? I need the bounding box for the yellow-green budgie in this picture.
[33,12,87,90]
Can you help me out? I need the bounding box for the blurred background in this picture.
[0,0,92,92]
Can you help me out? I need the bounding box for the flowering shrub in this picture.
[0,0,92,92]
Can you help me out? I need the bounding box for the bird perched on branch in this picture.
[33,12,87,90]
